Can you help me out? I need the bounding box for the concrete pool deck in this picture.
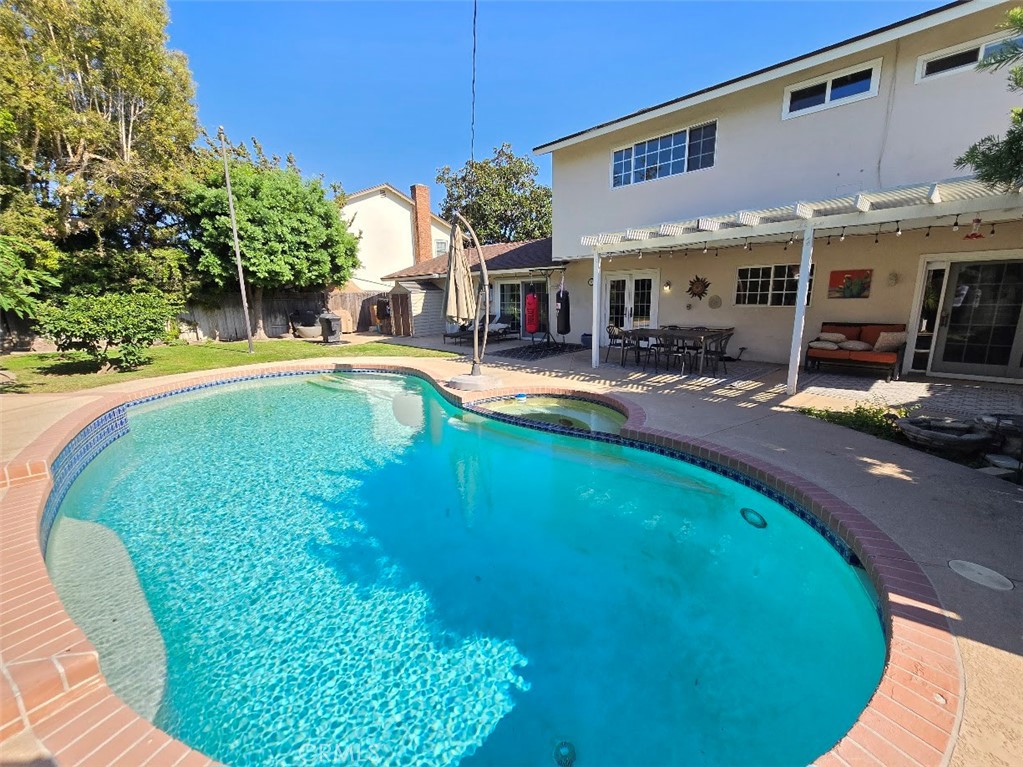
[0,354,1020,767]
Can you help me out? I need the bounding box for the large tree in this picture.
[0,0,197,296]
[436,144,552,244]
[181,141,360,338]
[956,7,1023,189]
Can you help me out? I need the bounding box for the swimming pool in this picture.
[473,394,626,434]
[46,372,885,766]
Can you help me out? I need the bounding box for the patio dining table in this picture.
[623,326,735,374]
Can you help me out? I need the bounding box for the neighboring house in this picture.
[383,239,557,338]
[534,0,1023,387]
[341,183,452,291]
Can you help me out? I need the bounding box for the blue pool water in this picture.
[47,374,884,767]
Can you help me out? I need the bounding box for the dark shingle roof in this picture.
[383,238,554,281]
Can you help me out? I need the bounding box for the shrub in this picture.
[36,293,179,371]
[800,401,918,442]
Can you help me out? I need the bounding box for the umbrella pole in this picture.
[455,213,489,376]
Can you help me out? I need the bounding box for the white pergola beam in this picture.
[737,211,762,227]
[658,223,692,236]
[697,218,721,231]
[584,193,1022,257]
[927,184,941,204]
[624,228,653,240]
[854,194,872,212]
[795,202,815,219]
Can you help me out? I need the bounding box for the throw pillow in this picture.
[808,340,839,350]
[838,340,873,351]
[874,331,908,352]
[817,332,847,343]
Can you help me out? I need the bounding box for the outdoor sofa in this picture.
[804,322,908,381]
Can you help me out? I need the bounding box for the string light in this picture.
[895,221,902,237]
[874,224,881,244]
[787,234,795,245]
[703,242,708,253]
[826,235,832,246]
[952,214,960,231]
[839,227,846,242]
[990,223,996,237]
[925,226,931,238]
[684,247,689,257]
[743,238,750,251]
[714,248,719,257]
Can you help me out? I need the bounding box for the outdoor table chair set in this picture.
[605,325,735,376]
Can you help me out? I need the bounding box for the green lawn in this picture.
[0,340,457,394]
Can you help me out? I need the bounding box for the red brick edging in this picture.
[0,362,963,766]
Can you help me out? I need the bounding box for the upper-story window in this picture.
[783,58,882,119]
[611,121,716,188]
[916,33,1023,82]
[435,239,447,257]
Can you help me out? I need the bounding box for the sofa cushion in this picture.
[816,332,847,343]
[838,340,874,351]
[821,324,860,341]
[849,351,898,365]
[808,340,840,349]
[807,348,853,360]
[873,330,908,352]
[860,324,906,347]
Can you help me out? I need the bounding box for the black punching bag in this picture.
[556,289,571,336]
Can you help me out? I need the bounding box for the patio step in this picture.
[984,453,1023,471]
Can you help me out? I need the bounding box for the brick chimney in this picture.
[410,184,432,264]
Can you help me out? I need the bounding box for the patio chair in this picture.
[698,332,734,376]
[642,332,675,372]
[605,325,634,364]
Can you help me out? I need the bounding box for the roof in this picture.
[578,176,1023,257]
[343,183,450,229]
[534,0,978,155]
[383,238,555,280]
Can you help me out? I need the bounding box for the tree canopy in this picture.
[436,144,552,245]
[181,139,360,337]
[956,7,1023,189]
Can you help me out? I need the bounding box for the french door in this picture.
[930,258,1023,380]
[602,270,658,343]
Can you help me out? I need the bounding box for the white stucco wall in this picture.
[548,3,1018,262]
[342,189,450,290]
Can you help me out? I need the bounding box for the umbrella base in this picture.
[448,372,504,391]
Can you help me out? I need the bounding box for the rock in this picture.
[984,454,1023,471]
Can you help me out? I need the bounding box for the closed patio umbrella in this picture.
[443,223,476,327]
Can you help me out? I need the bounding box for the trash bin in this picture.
[580,332,593,349]
[319,311,342,344]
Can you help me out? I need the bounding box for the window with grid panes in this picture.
[611,122,716,187]
[736,264,813,306]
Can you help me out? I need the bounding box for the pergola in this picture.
[576,176,1023,393]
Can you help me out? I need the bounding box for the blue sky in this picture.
[167,1,939,209]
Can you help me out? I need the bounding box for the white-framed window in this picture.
[434,239,447,257]
[735,264,814,306]
[611,121,717,188]
[782,58,882,119]
[915,32,1023,82]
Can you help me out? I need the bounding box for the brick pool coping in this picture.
[0,362,963,767]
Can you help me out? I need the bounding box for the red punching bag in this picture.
[525,291,541,334]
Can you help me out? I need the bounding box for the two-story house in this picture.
[534,0,1023,388]
[342,183,452,291]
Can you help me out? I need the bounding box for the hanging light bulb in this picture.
[638,253,643,259]
[839,227,846,242]
[874,224,881,244]
[990,223,996,237]
[783,241,788,251]
[748,240,753,252]
[684,247,689,257]
[925,226,931,238]
[743,238,750,251]
[703,242,708,253]
[787,234,795,245]
[714,248,719,257]
[826,235,832,246]
[895,221,902,237]
[952,214,960,231]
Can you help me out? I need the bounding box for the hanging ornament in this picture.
[964,218,985,240]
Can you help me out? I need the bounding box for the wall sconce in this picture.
[663,280,672,292]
